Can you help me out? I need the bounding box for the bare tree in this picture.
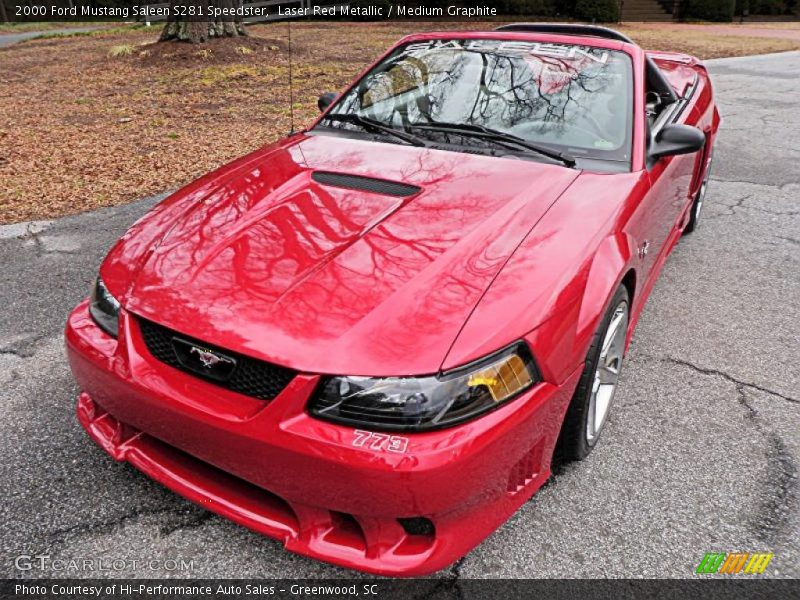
[160,0,247,44]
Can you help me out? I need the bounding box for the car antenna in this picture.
[287,18,295,135]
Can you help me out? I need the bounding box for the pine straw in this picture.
[1,21,799,224]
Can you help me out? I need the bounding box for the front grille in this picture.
[137,318,296,401]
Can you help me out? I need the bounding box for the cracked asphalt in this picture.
[1,51,798,581]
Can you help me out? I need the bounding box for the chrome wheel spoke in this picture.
[601,311,625,356]
[696,182,706,218]
[594,384,614,433]
[587,382,597,438]
[598,362,619,385]
[695,155,712,221]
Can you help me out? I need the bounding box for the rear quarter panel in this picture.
[650,51,720,198]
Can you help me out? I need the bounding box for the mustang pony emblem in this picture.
[190,346,231,369]
[170,338,237,381]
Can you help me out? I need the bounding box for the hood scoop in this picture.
[311,171,421,197]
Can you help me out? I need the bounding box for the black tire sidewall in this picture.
[556,285,630,461]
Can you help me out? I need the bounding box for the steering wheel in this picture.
[645,91,662,118]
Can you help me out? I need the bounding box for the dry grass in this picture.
[743,21,800,29]
[619,23,800,57]
[1,20,799,224]
[108,44,135,58]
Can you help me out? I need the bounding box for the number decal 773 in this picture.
[352,430,409,454]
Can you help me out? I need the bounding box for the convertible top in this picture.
[495,23,635,44]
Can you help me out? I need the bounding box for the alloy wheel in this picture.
[695,154,713,222]
[695,176,708,221]
[586,301,628,445]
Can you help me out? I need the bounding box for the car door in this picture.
[632,104,701,289]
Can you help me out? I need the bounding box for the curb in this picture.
[0,192,171,240]
[703,49,800,65]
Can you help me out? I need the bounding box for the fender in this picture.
[100,139,304,303]
[575,232,637,357]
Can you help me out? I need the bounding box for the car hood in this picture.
[121,134,579,376]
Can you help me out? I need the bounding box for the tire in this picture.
[555,285,630,462]
[684,148,713,234]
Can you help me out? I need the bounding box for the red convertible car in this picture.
[66,24,719,575]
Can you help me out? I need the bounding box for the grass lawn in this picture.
[1,20,799,224]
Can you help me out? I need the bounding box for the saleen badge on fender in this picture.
[65,24,719,576]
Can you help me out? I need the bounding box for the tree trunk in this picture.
[160,0,248,43]
[0,0,9,25]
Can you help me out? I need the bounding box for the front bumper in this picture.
[65,300,580,576]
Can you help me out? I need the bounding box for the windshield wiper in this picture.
[409,121,576,167]
[321,113,429,148]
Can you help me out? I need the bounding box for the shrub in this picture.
[680,0,737,20]
[737,0,796,14]
[501,0,556,15]
[107,45,134,58]
[574,0,620,21]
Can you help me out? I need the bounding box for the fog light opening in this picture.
[398,517,435,538]
[325,511,367,551]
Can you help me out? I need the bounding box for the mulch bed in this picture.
[1,21,798,224]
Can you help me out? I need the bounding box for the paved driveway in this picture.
[645,22,800,42]
[0,51,797,580]
[0,27,107,48]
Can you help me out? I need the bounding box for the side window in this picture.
[645,59,678,127]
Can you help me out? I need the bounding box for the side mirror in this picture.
[649,124,705,160]
[318,92,337,113]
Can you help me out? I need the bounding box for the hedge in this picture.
[736,0,798,14]
[501,0,556,15]
[680,0,738,20]
[574,0,621,21]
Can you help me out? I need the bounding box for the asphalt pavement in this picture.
[0,51,798,581]
[0,27,108,48]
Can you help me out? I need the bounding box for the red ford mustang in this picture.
[65,24,719,575]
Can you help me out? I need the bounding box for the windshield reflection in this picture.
[325,39,633,164]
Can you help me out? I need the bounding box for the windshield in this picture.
[319,38,634,166]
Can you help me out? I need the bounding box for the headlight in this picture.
[309,343,539,431]
[89,277,120,338]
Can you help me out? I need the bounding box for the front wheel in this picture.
[684,149,713,234]
[556,285,629,461]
